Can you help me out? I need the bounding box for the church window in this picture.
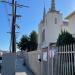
[42,29,45,42]
[55,18,57,24]
[46,18,47,26]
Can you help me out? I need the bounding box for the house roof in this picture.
[65,11,75,19]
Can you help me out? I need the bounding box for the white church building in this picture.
[38,0,75,50]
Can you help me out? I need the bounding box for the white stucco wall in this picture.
[38,22,43,49]
[45,12,62,45]
[2,53,16,75]
[38,11,63,49]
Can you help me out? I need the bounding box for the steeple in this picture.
[43,1,46,22]
[50,0,56,12]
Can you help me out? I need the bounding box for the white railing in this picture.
[47,44,75,75]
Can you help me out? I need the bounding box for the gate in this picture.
[47,44,75,75]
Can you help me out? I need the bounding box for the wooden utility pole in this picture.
[0,0,29,53]
[11,0,16,53]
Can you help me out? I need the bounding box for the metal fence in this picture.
[47,44,75,75]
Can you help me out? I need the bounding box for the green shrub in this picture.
[57,31,75,46]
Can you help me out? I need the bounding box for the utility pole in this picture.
[11,0,16,53]
[1,0,29,53]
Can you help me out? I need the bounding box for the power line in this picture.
[0,0,11,51]
[0,0,29,53]
[4,0,12,51]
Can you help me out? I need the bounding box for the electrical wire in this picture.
[3,0,12,52]
[2,0,30,52]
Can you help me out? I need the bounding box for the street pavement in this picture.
[15,58,34,75]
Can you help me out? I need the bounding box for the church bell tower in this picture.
[50,0,56,12]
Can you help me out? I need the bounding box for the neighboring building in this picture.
[0,50,8,56]
[38,0,75,50]
[65,11,75,37]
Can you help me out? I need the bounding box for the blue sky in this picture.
[0,0,75,51]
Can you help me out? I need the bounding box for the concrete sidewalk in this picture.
[15,58,34,75]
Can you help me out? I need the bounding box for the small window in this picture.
[46,18,47,26]
[42,29,45,42]
[55,18,57,24]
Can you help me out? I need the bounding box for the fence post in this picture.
[41,49,43,75]
[47,44,50,75]
[74,44,75,74]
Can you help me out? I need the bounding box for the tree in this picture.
[17,31,38,52]
[17,35,29,51]
[29,31,38,51]
[57,31,75,75]
[57,31,75,46]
